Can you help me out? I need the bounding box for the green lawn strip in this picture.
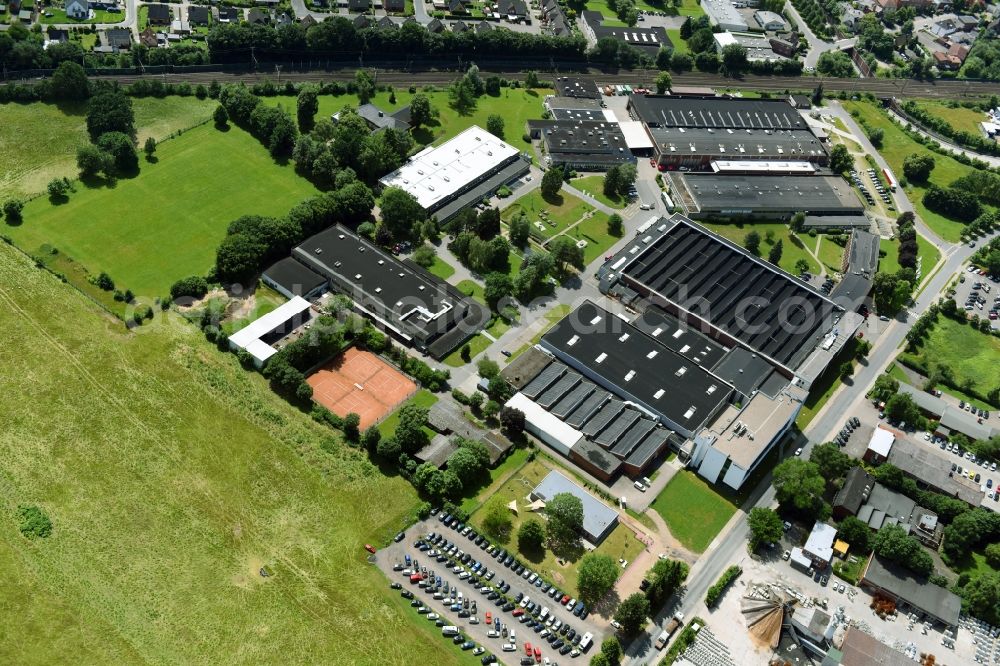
[910,100,987,136]
[879,238,902,275]
[570,175,625,209]
[0,242,455,665]
[501,189,595,240]
[816,235,845,273]
[378,389,440,439]
[561,212,619,265]
[504,304,572,364]
[442,333,493,367]
[916,233,942,280]
[486,316,511,339]
[468,459,644,596]
[456,279,486,305]
[428,255,456,280]
[901,316,1000,397]
[650,471,736,554]
[0,97,215,201]
[842,100,973,243]
[585,0,702,18]
[221,284,287,336]
[457,446,531,515]
[666,28,690,54]
[10,123,318,298]
[948,548,998,577]
[700,222,820,276]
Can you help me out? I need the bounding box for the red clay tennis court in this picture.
[306,348,416,429]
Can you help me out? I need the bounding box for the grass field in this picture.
[701,222,820,276]
[427,254,456,280]
[9,123,318,298]
[666,28,690,54]
[501,189,596,240]
[571,175,626,209]
[0,97,216,201]
[469,459,644,596]
[843,100,976,243]
[650,471,736,554]
[814,235,845,274]
[564,212,619,264]
[442,333,494,367]
[456,279,486,304]
[378,388,440,439]
[40,7,124,23]
[902,316,1000,397]
[584,0,703,19]
[506,304,572,363]
[910,101,987,137]
[0,242,461,665]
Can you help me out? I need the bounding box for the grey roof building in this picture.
[629,96,808,132]
[554,77,601,99]
[527,119,635,171]
[860,554,962,628]
[354,102,411,132]
[673,174,864,218]
[262,257,328,299]
[580,10,672,52]
[531,470,619,544]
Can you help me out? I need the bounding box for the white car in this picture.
[610,620,622,630]
[502,644,517,652]
[794,447,803,456]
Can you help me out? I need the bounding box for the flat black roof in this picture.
[541,300,732,433]
[620,217,842,369]
[581,11,672,51]
[263,257,327,296]
[554,77,601,99]
[649,127,826,161]
[550,107,607,122]
[433,159,529,224]
[630,95,807,131]
[293,225,487,356]
[802,214,871,229]
[712,346,780,397]
[630,307,728,369]
[681,174,864,215]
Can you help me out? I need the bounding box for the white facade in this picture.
[66,0,89,18]
[701,0,748,32]
[228,296,312,367]
[505,392,584,456]
[753,10,786,31]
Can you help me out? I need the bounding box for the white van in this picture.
[634,481,647,492]
[502,643,517,652]
[579,632,594,651]
[442,626,460,636]
[539,606,550,621]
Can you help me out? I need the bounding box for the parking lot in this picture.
[952,265,1000,330]
[374,513,607,666]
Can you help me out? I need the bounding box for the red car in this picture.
[512,608,524,617]
[485,612,492,624]
[560,595,570,605]
[364,544,376,554]
[534,647,542,662]
[524,642,532,656]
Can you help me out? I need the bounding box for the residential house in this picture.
[384,0,405,12]
[426,17,445,32]
[802,522,837,568]
[217,5,239,22]
[956,14,979,31]
[475,19,493,33]
[104,27,132,50]
[753,9,785,30]
[348,0,371,11]
[451,19,469,32]
[139,26,158,47]
[769,36,797,56]
[275,11,293,26]
[497,0,528,19]
[299,14,317,28]
[353,14,373,28]
[188,5,209,25]
[146,3,170,24]
[247,8,270,24]
[66,0,89,20]
[448,0,467,13]
[377,15,397,28]
[45,28,70,43]
[171,19,191,34]
[842,7,864,31]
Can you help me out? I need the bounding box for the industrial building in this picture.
[544,96,607,122]
[580,11,672,53]
[832,467,943,547]
[859,554,962,629]
[378,125,530,223]
[714,32,786,62]
[228,296,313,367]
[291,225,488,359]
[262,256,328,299]
[700,0,748,31]
[629,95,808,131]
[553,76,601,99]
[527,119,635,171]
[670,174,864,218]
[530,470,619,544]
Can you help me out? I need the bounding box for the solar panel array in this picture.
[523,359,674,470]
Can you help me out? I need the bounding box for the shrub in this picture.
[705,565,742,606]
[17,505,53,538]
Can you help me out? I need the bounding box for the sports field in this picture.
[9,122,318,297]
[0,242,460,665]
[308,348,417,429]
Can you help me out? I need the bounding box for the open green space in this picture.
[814,235,845,274]
[456,279,486,304]
[458,446,531,515]
[442,333,494,367]
[9,123,318,298]
[427,254,456,280]
[563,211,618,265]
[40,7,124,23]
[666,28,690,54]
[651,471,736,554]
[469,459,644,596]
[832,555,866,585]
[700,221,820,276]
[910,100,988,137]
[949,548,998,578]
[901,315,1000,397]
[0,242,456,665]
[879,237,902,275]
[221,284,288,336]
[501,189,596,240]
[843,100,977,243]
[570,174,625,209]
[378,388,440,439]
[584,0,703,19]
[486,316,512,339]
[0,97,215,201]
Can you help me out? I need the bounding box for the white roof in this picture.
[714,32,738,48]
[867,427,895,457]
[505,392,584,451]
[618,120,654,150]
[379,126,520,210]
[790,546,812,569]
[229,295,311,363]
[710,160,815,174]
[804,522,837,563]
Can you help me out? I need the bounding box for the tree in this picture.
[509,213,530,248]
[902,152,935,183]
[518,518,546,552]
[97,131,138,173]
[645,558,689,608]
[86,88,135,140]
[600,637,623,666]
[809,443,854,481]
[380,187,425,239]
[744,230,761,256]
[3,198,25,224]
[49,61,89,100]
[549,235,585,273]
[394,403,430,453]
[448,446,485,487]
[169,276,209,300]
[872,523,933,576]
[409,93,433,129]
[839,362,854,380]
[524,71,540,89]
[545,492,583,548]
[885,392,921,426]
[790,211,806,233]
[768,239,783,265]
[499,406,525,437]
[213,103,229,128]
[720,44,748,76]
[747,507,784,551]
[794,258,810,275]
[47,178,70,200]
[591,654,610,666]
[484,272,513,311]
[361,425,381,453]
[376,435,401,460]
[613,593,650,635]
[541,166,564,200]
[486,113,505,139]
[477,357,500,380]
[986,543,1000,570]
[296,83,319,132]
[577,553,619,604]
[482,497,513,541]
[355,69,376,104]
[76,144,111,178]
[963,572,1000,625]
[608,213,624,237]
[772,458,830,519]
[655,70,672,94]
[412,244,436,268]
[448,77,477,113]
[143,136,156,160]
[837,515,872,552]
[829,143,852,174]
[867,127,885,148]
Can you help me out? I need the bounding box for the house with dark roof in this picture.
[832,467,874,520]
[377,15,397,28]
[497,0,528,18]
[859,554,962,628]
[353,102,411,132]
[451,20,469,32]
[475,19,493,33]
[299,14,316,28]
[426,17,445,32]
[146,3,171,24]
[188,5,209,25]
[247,8,270,24]
[217,5,239,22]
[138,26,158,47]
[104,27,132,50]
[384,0,405,12]
[353,13,373,28]
[262,257,328,299]
[46,28,70,43]
[448,0,467,12]
[581,10,672,53]
[348,0,371,11]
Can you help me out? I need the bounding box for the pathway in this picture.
[887,108,1000,169]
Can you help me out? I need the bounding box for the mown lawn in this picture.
[442,333,494,367]
[501,189,596,239]
[650,471,736,554]
[902,316,1000,397]
[456,279,486,304]
[0,96,216,201]
[40,7,124,23]
[571,175,626,209]
[814,235,846,274]
[427,254,456,280]
[700,222,820,276]
[563,212,619,265]
[910,100,987,137]
[585,0,703,18]
[378,388,440,439]
[10,123,318,298]
[469,460,644,596]
[0,242,456,665]
[843,100,976,243]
